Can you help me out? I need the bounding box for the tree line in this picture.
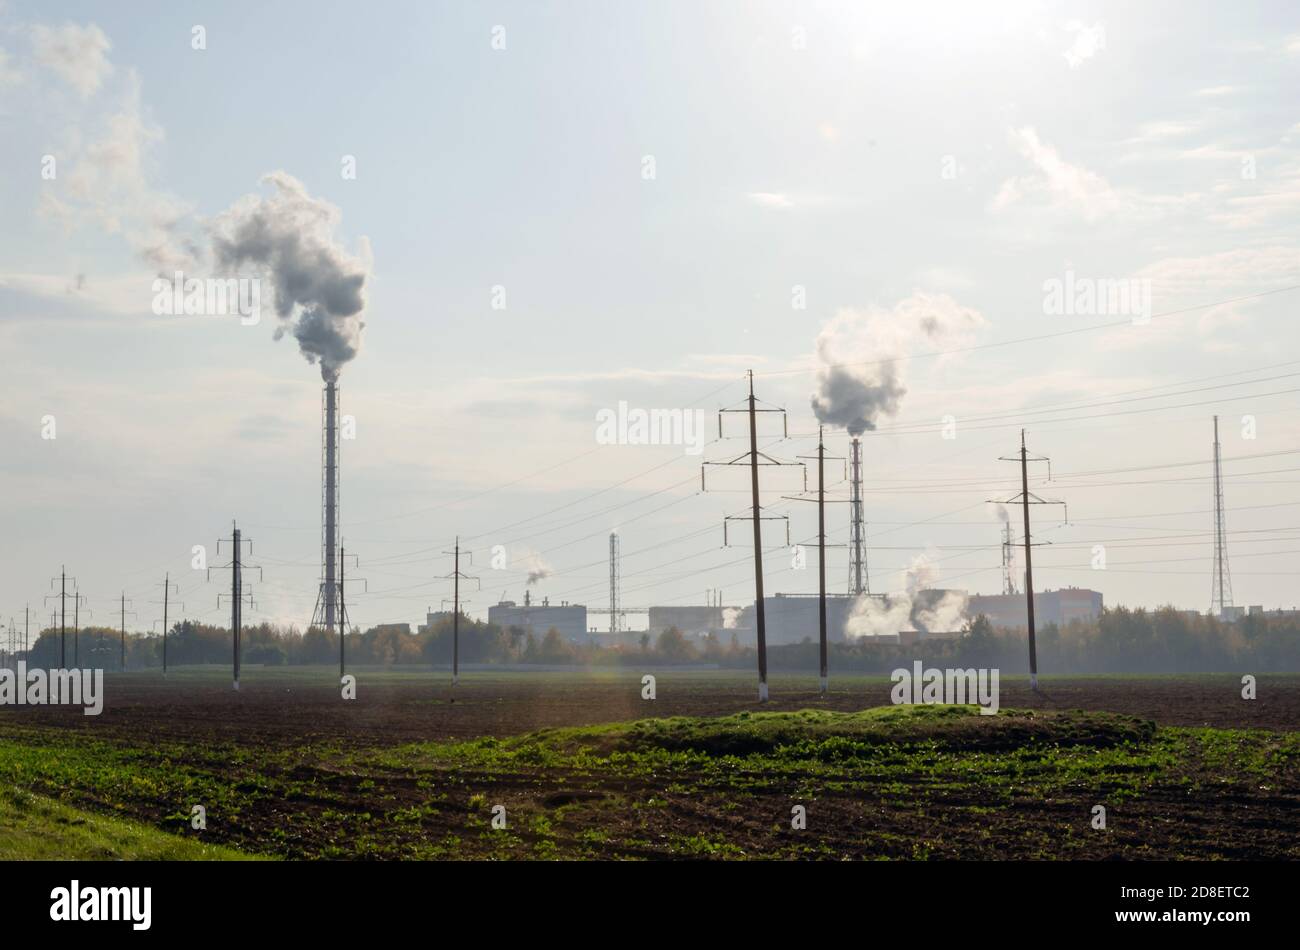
[13,607,1300,673]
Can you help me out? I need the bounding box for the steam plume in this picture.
[212,172,369,380]
[845,552,968,638]
[811,292,985,435]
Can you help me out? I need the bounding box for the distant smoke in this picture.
[811,293,985,435]
[722,607,740,629]
[915,589,969,634]
[993,503,1010,523]
[521,551,553,586]
[845,552,968,638]
[212,172,370,380]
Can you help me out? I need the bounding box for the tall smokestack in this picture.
[321,375,340,633]
[848,437,868,596]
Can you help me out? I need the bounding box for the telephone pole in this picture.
[990,430,1065,691]
[703,371,800,702]
[441,538,479,687]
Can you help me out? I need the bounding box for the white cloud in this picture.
[1135,246,1300,299]
[1195,85,1242,97]
[1125,119,1203,145]
[30,22,113,97]
[37,71,196,272]
[1062,20,1106,69]
[746,191,795,209]
[0,47,22,88]
[992,127,1135,222]
[1209,174,1300,229]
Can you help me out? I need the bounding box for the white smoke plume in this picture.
[722,607,740,629]
[212,172,370,380]
[811,293,985,436]
[845,552,968,638]
[914,590,969,633]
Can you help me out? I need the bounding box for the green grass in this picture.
[0,786,257,860]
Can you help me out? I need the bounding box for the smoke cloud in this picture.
[844,552,969,639]
[521,551,554,586]
[212,172,370,380]
[811,292,985,435]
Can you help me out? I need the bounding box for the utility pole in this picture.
[335,546,368,679]
[1210,415,1234,618]
[703,371,800,702]
[210,522,261,691]
[45,567,76,670]
[787,427,847,695]
[990,430,1065,691]
[118,593,136,672]
[150,574,182,676]
[440,538,479,687]
[72,591,89,666]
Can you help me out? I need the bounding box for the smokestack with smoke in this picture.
[211,173,370,636]
[810,292,984,434]
[212,172,370,381]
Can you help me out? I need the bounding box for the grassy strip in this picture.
[0,785,257,860]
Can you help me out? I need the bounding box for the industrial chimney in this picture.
[312,375,341,633]
[848,437,869,596]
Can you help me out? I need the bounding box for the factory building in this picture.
[744,593,860,646]
[967,587,1103,630]
[646,606,733,637]
[488,591,588,643]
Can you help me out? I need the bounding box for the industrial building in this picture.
[967,587,1103,630]
[488,591,588,642]
[646,605,729,637]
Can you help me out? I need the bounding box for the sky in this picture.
[2,0,1299,636]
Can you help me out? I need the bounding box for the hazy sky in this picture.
[2,0,1299,635]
